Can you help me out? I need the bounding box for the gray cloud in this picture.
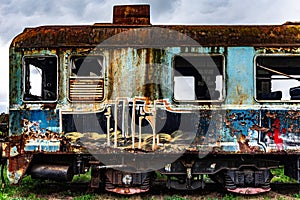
[168,0,300,24]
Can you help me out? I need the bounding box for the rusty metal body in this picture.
[2,4,300,195]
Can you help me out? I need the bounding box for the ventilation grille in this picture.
[69,77,104,101]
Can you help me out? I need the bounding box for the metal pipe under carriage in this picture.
[30,164,74,182]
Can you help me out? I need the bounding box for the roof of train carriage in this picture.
[10,5,300,48]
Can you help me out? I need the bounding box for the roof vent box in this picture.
[113,5,150,25]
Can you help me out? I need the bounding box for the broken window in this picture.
[256,55,300,101]
[71,56,104,77]
[69,56,105,102]
[23,56,57,101]
[173,55,224,101]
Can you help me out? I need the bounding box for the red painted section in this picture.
[268,118,284,150]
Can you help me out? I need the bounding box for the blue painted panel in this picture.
[223,110,260,152]
[226,47,255,105]
[225,110,259,137]
[9,110,60,136]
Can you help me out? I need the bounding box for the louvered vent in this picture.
[69,77,104,101]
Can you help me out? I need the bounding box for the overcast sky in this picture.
[1,0,300,112]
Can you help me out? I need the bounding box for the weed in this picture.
[0,192,10,200]
[263,197,271,200]
[73,193,96,200]
[72,173,91,183]
[222,194,239,200]
[164,195,188,200]
[271,167,297,183]
[277,197,287,200]
[156,172,167,181]
[293,193,300,199]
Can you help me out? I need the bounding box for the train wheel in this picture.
[103,168,154,194]
[210,168,272,194]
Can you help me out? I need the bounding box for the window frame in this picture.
[22,55,58,103]
[172,54,225,103]
[68,54,105,103]
[254,54,300,103]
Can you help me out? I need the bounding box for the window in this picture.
[23,56,57,102]
[69,56,105,102]
[71,56,104,77]
[256,55,300,101]
[173,55,224,101]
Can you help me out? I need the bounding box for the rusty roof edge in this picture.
[20,23,300,28]
[10,24,300,49]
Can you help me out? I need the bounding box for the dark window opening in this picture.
[69,55,105,102]
[256,56,300,101]
[23,56,57,101]
[71,56,104,77]
[173,55,224,101]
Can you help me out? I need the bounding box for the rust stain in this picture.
[232,85,249,105]
[12,119,70,153]
[113,5,150,25]
[11,24,300,49]
[237,134,260,153]
[7,154,33,185]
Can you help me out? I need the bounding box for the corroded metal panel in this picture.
[226,47,256,105]
[7,154,33,185]
[224,110,261,153]
[10,25,300,49]
[113,5,150,25]
[7,44,300,158]
[223,109,300,153]
[9,110,60,135]
[106,48,173,101]
[9,50,23,105]
[5,10,300,188]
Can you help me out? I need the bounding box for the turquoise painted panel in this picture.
[226,47,255,105]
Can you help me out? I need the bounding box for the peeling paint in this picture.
[7,155,33,185]
[10,146,19,157]
[4,6,300,190]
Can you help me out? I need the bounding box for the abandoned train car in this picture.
[1,4,300,195]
